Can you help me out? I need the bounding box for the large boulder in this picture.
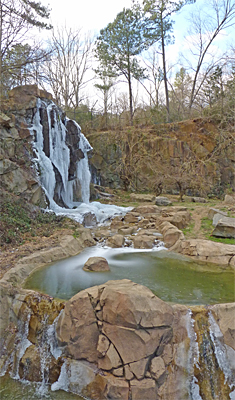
[180,239,235,266]
[212,216,235,239]
[83,257,110,272]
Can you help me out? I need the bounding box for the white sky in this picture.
[43,0,233,107]
[47,0,133,33]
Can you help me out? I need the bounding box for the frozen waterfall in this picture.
[30,98,131,225]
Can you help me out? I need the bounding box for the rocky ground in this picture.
[0,191,234,279]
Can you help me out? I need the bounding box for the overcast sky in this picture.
[47,0,133,33]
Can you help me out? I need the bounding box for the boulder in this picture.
[165,210,191,230]
[155,197,172,206]
[224,194,235,205]
[180,239,235,266]
[132,205,160,215]
[133,234,156,249]
[208,208,228,220]
[130,193,155,202]
[56,290,100,363]
[118,226,137,235]
[106,234,124,248]
[124,212,140,223]
[83,257,110,272]
[100,280,173,329]
[82,212,97,227]
[212,216,235,239]
[191,196,207,203]
[19,344,61,383]
[159,221,185,249]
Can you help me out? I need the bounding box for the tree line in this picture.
[0,0,235,128]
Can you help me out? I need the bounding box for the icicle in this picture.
[76,132,92,204]
[209,312,235,393]
[10,312,32,380]
[51,360,69,392]
[47,312,62,360]
[185,310,203,400]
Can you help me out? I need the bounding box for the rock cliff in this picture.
[0,85,89,207]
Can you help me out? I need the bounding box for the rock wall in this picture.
[1,277,234,400]
[87,120,235,195]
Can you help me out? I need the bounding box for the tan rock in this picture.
[165,210,191,230]
[133,205,160,215]
[19,345,61,383]
[150,356,165,381]
[110,217,124,231]
[133,234,156,249]
[100,280,173,329]
[113,367,124,377]
[124,364,134,380]
[130,378,158,400]
[124,212,140,223]
[130,193,155,202]
[97,334,110,357]
[162,343,173,365]
[83,257,110,272]
[98,343,122,370]
[56,291,99,363]
[208,208,228,220]
[102,323,171,365]
[210,303,235,350]
[118,226,137,235]
[106,234,124,248]
[104,376,129,400]
[128,357,149,380]
[224,194,235,204]
[180,239,235,265]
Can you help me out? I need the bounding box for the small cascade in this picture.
[1,311,32,380]
[185,310,202,400]
[191,309,233,400]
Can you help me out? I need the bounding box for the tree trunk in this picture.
[161,22,170,122]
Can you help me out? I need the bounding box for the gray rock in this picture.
[191,197,207,203]
[155,197,172,206]
[82,212,97,227]
[212,216,235,239]
[208,208,228,220]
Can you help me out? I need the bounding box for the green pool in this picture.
[24,247,235,305]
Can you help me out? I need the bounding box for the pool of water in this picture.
[24,246,235,305]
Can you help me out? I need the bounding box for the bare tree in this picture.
[140,46,164,108]
[42,26,94,110]
[0,0,51,101]
[182,0,235,113]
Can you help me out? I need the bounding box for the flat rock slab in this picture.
[212,216,235,239]
[83,257,110,272]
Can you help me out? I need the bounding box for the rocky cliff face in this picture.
[87,120,235,196]
[0,85,88,207]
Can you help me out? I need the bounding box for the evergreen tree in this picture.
[95,5,147,125]
[143,0,195,121]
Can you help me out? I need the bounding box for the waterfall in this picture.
[30,98,132,225]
